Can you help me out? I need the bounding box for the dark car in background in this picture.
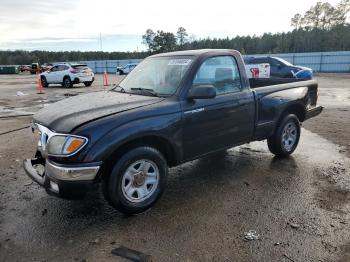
[116,63,138,75]
[244,56,313,79]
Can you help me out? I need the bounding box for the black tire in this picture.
[41,76,48,87]
[63,77,73,88]
[119,70,123,75]
[267,114,300,157]
[102,146,168,214]
[84,81,93,87]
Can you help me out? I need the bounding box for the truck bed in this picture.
[251,79,319,140]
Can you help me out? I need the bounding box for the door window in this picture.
[193,56,242,94]
[57,65,68,71]
[269,58,282,67]
[50,66,59,72]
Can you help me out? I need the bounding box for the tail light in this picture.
[70,69,80,74]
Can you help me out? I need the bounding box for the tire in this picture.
[84,81,92,87]
[63,77,73,88]
[267,114,300,157]
[119,70,123,75]
[102,146,168,214]
[41,76,48,87]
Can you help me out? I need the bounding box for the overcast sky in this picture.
[0,0,342,52]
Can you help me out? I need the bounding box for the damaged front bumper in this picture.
[305,105,323,120]
[23,158,102,199]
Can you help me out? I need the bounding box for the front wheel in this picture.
[102,146,168,214]
[267,114,300,157]
[41,76,48,87]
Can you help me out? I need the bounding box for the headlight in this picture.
[47,135,87,156]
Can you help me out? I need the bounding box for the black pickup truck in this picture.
[24,49,323,214]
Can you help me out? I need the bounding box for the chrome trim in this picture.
[45,160,100,181]
[35,123,88,157]
[184,108,205,114]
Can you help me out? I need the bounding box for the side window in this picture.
[270,58,282,67]
[51,66,59,72]
[254,58,268,64]
[57,65,68,71]
[193,56,241,94]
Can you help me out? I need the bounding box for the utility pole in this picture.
[99,33,103,51]
[99,32,105,87]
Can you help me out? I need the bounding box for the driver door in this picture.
[46,65,58,82]
[181,56,255,160]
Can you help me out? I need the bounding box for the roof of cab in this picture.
[150,49,238,58]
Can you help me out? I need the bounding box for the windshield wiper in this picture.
[109,84,125,93]
[130,87,158,97]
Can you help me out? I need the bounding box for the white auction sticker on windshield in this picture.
[168,59,192,66]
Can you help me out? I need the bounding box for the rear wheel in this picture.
[63,77,73,88]
[84,81,93,87]
[119,70,123,75]
[41,76,48,87]
[267,114,300,157]
[102,146,168,214]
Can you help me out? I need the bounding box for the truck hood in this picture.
[33,91,164,133]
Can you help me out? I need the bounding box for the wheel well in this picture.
[63,75,71,81]
[104,136,178,174]
[281,104,306,122]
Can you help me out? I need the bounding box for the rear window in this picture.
[72,65,89,70]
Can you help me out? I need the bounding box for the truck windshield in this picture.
[117,56,193,96]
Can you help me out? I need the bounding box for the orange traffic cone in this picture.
[103,70,109,86]
[36,72,44,94]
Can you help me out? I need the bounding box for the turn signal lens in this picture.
[63,137,86,154]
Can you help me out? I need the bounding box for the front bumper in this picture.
[305,105,323,120]
[23,158,101,199]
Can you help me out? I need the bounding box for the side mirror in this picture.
[187,85,216,100]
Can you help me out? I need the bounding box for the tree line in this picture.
[0,50,148,65]
[0,0,349,65]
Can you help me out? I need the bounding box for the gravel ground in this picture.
[0,73,349,262]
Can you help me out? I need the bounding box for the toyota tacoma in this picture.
[24,49,323,214]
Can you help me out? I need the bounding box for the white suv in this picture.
[40,63,94,88]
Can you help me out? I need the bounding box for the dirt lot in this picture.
[0,73,350,262]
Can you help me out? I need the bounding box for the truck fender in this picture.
[254,86,308,139]
[84,114,182,167]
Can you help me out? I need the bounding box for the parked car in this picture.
[244,56,313,79]
[19,65,31,73]
[24,49,322,214]
[41,63,54,72]
[40,63,94,88]
[116,63,137,75]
